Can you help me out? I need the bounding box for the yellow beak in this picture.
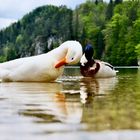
[55,57,67,68]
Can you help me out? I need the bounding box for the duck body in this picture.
[80,58,117,78]
[80,44,117,78]
[94,60,117,78]
[0,53,63,82]
[0,40,82,82]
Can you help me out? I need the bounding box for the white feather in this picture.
[94,61,117,78]
[80,54,88,66]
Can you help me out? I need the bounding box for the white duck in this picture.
[0,40,82,82]
[80,44,117,78]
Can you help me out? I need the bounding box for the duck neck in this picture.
[50,45,68,60]
[87,59,95,67]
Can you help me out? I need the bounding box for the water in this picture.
[0,67,140,140]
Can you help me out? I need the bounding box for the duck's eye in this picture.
[71,57,74,60]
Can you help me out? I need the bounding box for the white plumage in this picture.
[0,40,82,82]
[92,60,117,78]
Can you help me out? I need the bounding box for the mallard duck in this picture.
[80,44,117,78]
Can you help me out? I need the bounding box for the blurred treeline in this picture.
[0,0,140,66]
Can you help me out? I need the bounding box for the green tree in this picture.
[135,44,140,59]
[3,42,17,61]
[106,0,114,20]
[103,13,130,65]
[114,0,122,5]
[103,1,140,66]
[76,1,107,58]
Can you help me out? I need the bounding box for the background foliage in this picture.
[0,0,140,66]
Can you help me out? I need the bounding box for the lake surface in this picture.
[0,67,140,140]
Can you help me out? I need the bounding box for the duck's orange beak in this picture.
[55,57,67,68]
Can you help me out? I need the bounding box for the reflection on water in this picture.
[80,77,118,103]
[0,67,140,140]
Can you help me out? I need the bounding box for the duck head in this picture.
[84,44,94,61]
[80,44,94,66]
[55,41,83,68]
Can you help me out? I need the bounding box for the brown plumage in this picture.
[80,60,100,77]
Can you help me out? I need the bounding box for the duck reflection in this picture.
[0,77,118,125]
[0,82,82,124]
[0,82,62,94]
[79,77,118,104]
